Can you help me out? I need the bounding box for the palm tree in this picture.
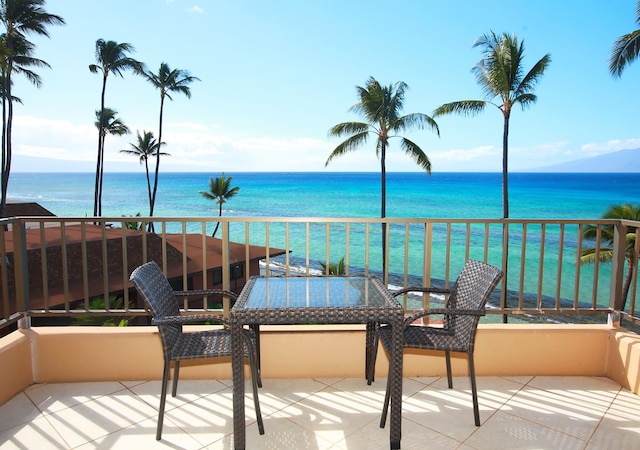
[89,39,142,217]
[327,77,439,219]
[94,107,129,215]
[609,1,640,77]
[120,130,167,216]
[139,63,199,221]
[0,0,64,218]
[320,256,346,275]
[433,31,550,219]
[199,173,239,237]
[581,203,640,311]
[327,76,439,272]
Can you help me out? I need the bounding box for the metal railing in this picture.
[1,216,638,332]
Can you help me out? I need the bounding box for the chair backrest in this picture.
[129,261,181,359]
[445,259,503,350]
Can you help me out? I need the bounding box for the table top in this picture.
[231,276,402,324]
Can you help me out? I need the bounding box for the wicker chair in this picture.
[129,261,264,440]
[371,259,502,427]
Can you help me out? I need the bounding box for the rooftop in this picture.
[1,375,638,449]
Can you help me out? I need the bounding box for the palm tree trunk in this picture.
[98,133,106,216]
[502,113,509,220]
[144,160,152,213]
[94,75,108,217]
[149,94,165,228]
[0,78,8,219]
[380,143,387,278]
[502,112,510,323]
[212,202,223,237]
[3,67,14,221]
[93,137,102,217]
[622,258,635,311]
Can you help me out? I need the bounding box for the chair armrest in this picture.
[152,313,229,326]
[392,286,450,297]
[173,289,238,299]
[404,308,485,326]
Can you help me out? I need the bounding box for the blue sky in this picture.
[8,0,640,172]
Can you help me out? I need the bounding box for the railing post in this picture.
[608,221,626,325]
[221,220,231,317]
[13,221,30,326]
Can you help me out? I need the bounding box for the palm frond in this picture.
[328,122,370,138]
[392,113,440,137]
[610,29,640,77]
[400,138,431,173]
[513,93,537,110]
[325,132,369,166]
[580,247,614,265]
[93,39,140,79]
[516,53,551,95]
[433,100,486,117]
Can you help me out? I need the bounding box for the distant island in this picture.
[9,147,640,173]
[527,148,640,173]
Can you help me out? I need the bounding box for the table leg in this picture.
[231,322,246,450]
[389,317,403,449]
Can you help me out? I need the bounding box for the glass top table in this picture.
[242,275,398,310]
[230,275,404,449]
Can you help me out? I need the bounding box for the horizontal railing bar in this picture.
[0,215,637,333]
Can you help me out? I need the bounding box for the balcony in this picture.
[1,216,640,448]
[2,375,639,448]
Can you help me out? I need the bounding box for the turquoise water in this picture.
[8,171,639,219]
[8,171,640,307]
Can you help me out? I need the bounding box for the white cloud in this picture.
[11,115,336,172]
[580,138,640,155]
[11,115,640,173]
[188,5,203,14]
[425,145,501,171]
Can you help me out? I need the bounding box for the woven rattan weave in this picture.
[230,275,404,449]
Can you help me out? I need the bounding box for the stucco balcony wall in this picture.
[2,324,640,406]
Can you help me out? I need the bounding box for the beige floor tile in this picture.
[1,377,639,449]
[120,380,147,388]
[257,378,332,415]
[218,415,335,450]
[406,376,440,386]
[127,379,229,412]
[24,381,126,415]
[502,375,534,385]
[465,410,588,450]
[160,388,266,447]
[44,391,158,448]
[74,417,203,449]
[402,387,489,442]
[588,389,640,450]
[501,377,619,440]
[334,416,462,450]
[0,416,69,449]
[397,376,522,442]
[0,392,42,433]
[268,386,382,446]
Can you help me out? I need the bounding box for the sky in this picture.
[7,0,640,173]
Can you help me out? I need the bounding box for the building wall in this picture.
[1,324,639,406]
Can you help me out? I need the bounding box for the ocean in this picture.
[7,171,640,309]
[7,171,639,220]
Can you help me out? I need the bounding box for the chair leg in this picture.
[157,360,171,440]
[172,361,180,397]
[445,351,453,389]
[366,321,379,384]
[251,324,262,388]
[379,365,392,428]
[468,353,481,426]
[246,335,264,435]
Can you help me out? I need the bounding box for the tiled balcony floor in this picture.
[1,375,639,449]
